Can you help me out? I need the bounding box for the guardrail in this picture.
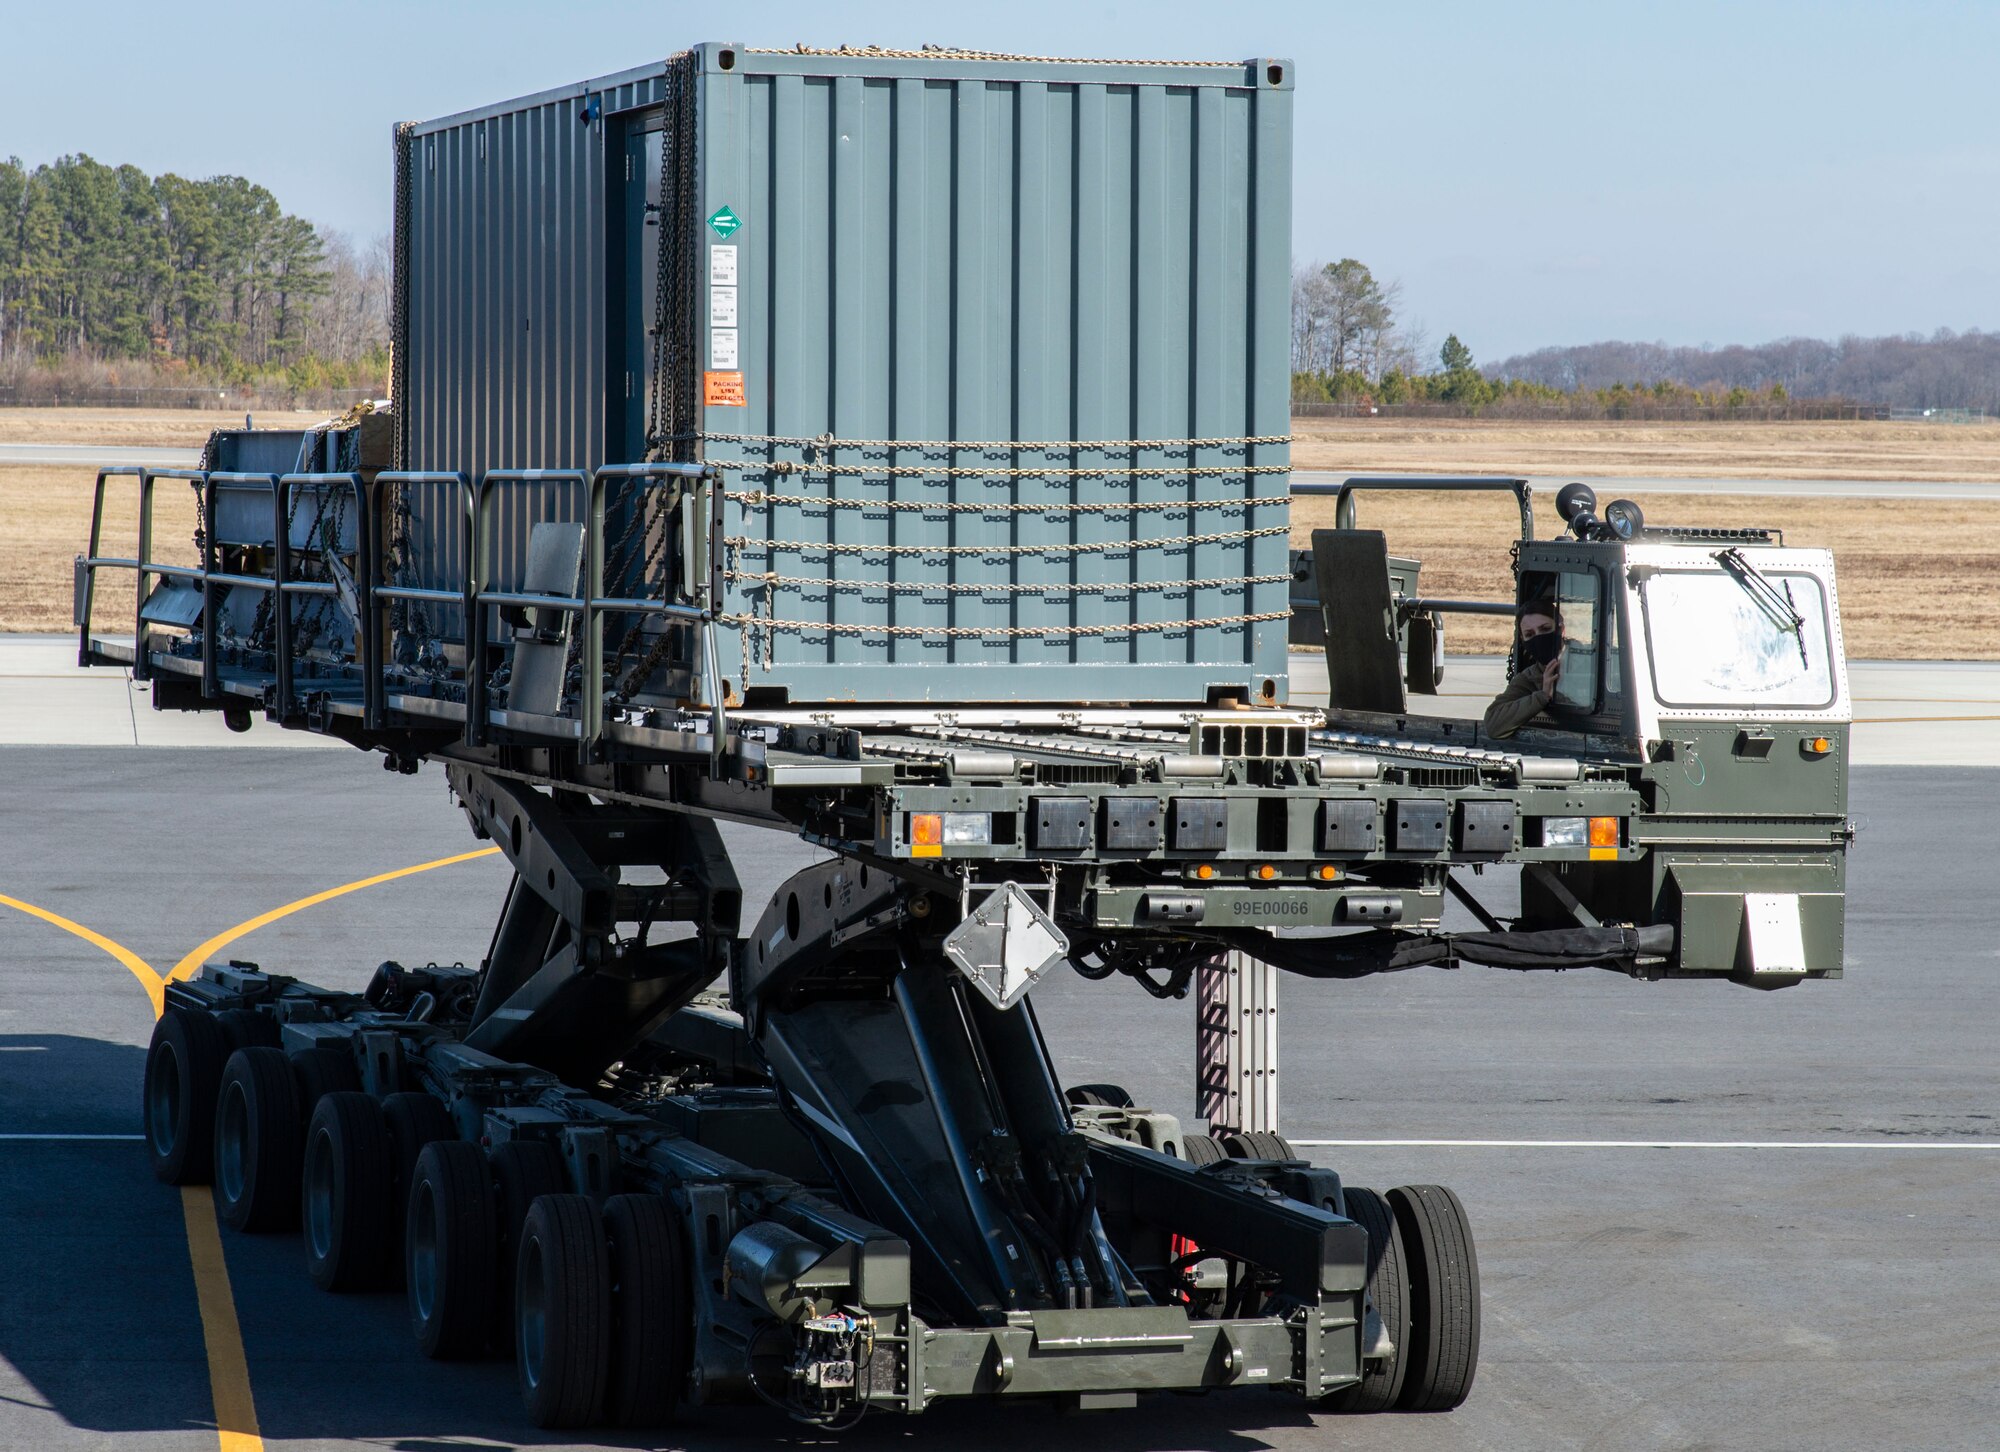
[1290,474,1535,542]
[77,461,728,771]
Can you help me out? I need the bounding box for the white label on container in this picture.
[711,328,739,369]
[709,244,737,286]
[710,286,738,329]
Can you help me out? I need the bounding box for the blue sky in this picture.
[4,0,1993,362]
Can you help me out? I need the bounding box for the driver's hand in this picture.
[1539,655,1562,698]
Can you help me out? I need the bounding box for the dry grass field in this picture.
[5,413,1998,657]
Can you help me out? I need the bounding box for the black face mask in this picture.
[1520,631,1563,668]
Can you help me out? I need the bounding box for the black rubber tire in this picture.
[1222,1129,1298,1161]
[380,1091,457,1288]
[1180,1132,1229,1167]
[291,1045,363,1119]
[516,1194,612,1429]
[213,1046,304,1232]
[381,1091,456,1193]
[491,1140,570,1346]
[1066,1083,1136,1108]
[1327,1187,1410,1412]
[145,1006,229,1185]
[303,1091,396,1291]
[602,1194,692,1428]
[1388,1184,1481,1412]
[407,1140,500,1359]
[215,1008,281,1052]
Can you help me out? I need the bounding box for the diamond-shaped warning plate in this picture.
[943,883,1071,1011]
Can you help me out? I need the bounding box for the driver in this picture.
[1484,598,1564,739]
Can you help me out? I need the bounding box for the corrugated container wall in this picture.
[396,44,1294,705]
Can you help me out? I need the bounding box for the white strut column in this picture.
[1195,950,1279,1135]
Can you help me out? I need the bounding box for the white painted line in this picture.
[1294,1138,2000,1150]
[0,1132,145,1142]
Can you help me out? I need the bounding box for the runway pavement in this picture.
[0,746,1993,1452]
[0,443,203,467]
[1292,468,2000,501]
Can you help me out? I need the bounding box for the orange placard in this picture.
[703,370,745,406]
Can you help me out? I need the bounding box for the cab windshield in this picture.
[1639,566,1836,709]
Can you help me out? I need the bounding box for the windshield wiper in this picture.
[1714,548,1808,667]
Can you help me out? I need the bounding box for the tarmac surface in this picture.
[0,442,204,467]
[1293,468,2000,501]
[2,750,1994,1452]
[1,664,1997,1451]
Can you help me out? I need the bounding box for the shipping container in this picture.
[394,43,1294,705]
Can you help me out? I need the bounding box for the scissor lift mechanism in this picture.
[91,462,1724,1429]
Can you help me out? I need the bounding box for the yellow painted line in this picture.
[165,846,501,986]
[0,891,164,1010]
[1,844,501,1452]
[181,1186,262,1452]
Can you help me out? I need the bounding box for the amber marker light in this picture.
[910,813,943,858]
[1316,864,1340,881]
[1255,864,1277,880]
[1588,816,1620,860]
[1803,736,1833,758]
[1193,863,1215,880]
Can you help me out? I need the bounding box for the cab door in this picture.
[1513,545,1637,744]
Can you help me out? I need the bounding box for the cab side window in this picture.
[1555,570,1600,712]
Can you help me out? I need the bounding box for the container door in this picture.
[608,115,662,465]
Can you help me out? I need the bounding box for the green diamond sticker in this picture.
[707,205,741,238]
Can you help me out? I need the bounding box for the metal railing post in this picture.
[275,473,368,723]
[77,465,143,667]
[469,469,590,748]
[583,462,714,759]
[364,471,473,732]
[202,472,281,703]
[134,466,218,683]
[134,470,156,681]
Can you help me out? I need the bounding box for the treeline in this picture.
[1293,256,1999,416]
[0,153,387,392]
[1488,331,2000,415]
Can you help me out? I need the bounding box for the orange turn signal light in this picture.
[1587,816,1620,848]
[910,813,943,857]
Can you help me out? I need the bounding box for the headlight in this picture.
[1541,816,1587,846]
[942,812,993,845]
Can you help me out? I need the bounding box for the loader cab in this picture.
[1508,487,1849,756]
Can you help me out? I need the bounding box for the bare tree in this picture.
[302,228,390,367]
[1292,258,1397,379]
